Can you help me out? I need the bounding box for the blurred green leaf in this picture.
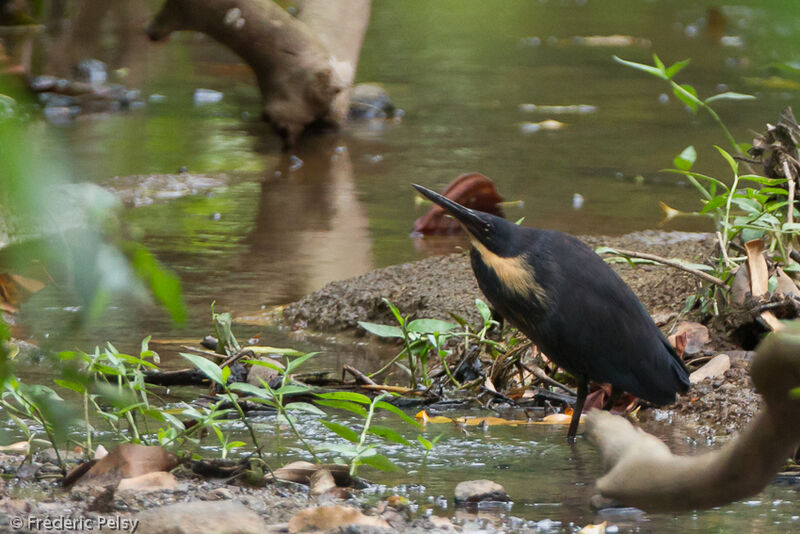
[673,146,696,171]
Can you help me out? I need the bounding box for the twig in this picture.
[604,248,726,288]
[220,348,255,369]
[521,363,577,396]
[343,364,377,385]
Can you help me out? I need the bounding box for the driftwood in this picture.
[587,323,800,512]
[148,0,370,147]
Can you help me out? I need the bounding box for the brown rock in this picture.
[246,356,284,387]
[453,479,510,505]
[135,501,265,534]
[288,505,389,533]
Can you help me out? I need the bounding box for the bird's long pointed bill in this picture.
[412,184,485,235]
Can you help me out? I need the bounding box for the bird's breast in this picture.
[469,240,549,306]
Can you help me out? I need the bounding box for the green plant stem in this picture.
[368,346,410,378]
[281,407,322,463]
[351,394,384,476]
[83,393,92,456]
[721,172,741,262]
[439,349,460,387]
[400,328,416,388]
[224,389,264,460]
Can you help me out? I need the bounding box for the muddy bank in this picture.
[283,230,765,437]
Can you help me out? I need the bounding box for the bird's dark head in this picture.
[412,184,516,257]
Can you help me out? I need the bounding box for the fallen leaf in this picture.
[68,444,179,489]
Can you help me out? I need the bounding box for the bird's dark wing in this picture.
[523,231,689,404]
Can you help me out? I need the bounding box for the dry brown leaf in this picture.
[68,444,179,489]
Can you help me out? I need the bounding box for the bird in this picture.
[412,184,690,442]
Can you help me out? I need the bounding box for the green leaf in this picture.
[738,175,787,186]
[320,420,360,443]
[382,298,405,326]
[704,92,756,104]
[475,299,492,323]
[673,84,699,112]
[714,145,738,175]
[316,391,373,404]
[374,401,422,428]
[406,319,458,334]
[285,402,326,416]
[652,54,665,73]
[241,359,284,372]
[358,321,403,338]
[227,441,247,449]
[417,435,433,450]
[613,55,667,80]
[514,217,525,225]
[285,352,319,373]
[673,146,696,171]
[272,384,312,396]
[180,353,224,385]
[700,195,728,214]
[122,241,186,325]
[665,58,690,79]
[782,222,800,233]
[368,424,411,446]
[53,379,86,394]
[358,453,401,472]
[221,365,231,384]
[321,442,360,457]
[315,399,368,417]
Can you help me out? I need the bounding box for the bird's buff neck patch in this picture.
[470,238,548,303]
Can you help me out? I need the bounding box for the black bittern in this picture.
[412,184,690,442]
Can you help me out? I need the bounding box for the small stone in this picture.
[118,471,179,492]
[193,88,224,105]
[690,354,732,384]
[288,505,389,533]
[135,501,265,534]
[210,487,235,500]
[453,479,509,505]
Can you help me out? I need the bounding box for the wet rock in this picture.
[246,356,284,386]
[453,479,509,505]
[74,59,107,85]
[668,322,710,356]
[117,471,179,492]
[194,88,224,105]
[348,83,395,120]
[135,501,266,534]
[288,505,390,533]
[690,354,732,384]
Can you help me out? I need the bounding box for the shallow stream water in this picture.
[4,1,800,531]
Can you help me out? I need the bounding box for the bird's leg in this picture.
[567,375,588,443]
[604,385,624,411]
